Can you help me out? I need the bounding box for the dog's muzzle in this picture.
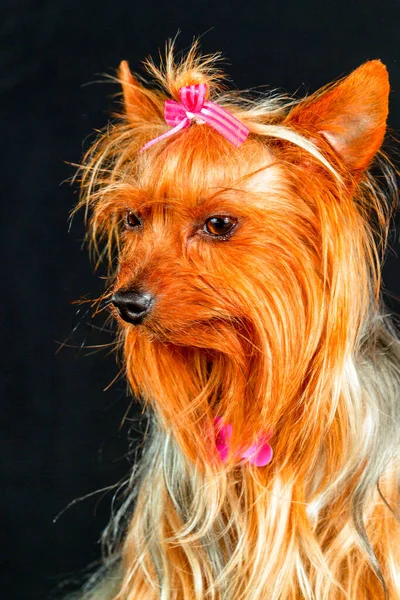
[112,290,154,325]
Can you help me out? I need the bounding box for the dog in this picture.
[75,42,400,599]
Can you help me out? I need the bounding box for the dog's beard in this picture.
[119,272,354,478]
[121,306,311,472]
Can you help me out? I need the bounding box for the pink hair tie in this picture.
[214,417,273,467]
[140,83,249,152]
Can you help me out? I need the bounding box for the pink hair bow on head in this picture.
[214,417,273,467]
[140,83,249,152]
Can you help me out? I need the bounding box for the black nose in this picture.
[111,290,154,324]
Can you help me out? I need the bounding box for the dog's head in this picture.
[79,47,391,469]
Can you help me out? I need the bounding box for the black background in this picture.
[2,1,400,598]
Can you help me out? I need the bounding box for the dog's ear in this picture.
[285,61,389,172]
[118,60,163,124]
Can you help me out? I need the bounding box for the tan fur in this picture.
[74,43,400,599]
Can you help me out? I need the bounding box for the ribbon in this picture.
[140,83,249,152]
[214,417,273,467]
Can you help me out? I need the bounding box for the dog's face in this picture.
[83,59,389,467]
[112,143,305,343]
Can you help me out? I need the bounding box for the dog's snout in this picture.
[112,290,154,325]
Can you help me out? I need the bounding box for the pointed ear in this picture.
[285,61,389,172]
[118,60,164,124]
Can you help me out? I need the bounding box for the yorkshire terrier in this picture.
[75,43,400,599]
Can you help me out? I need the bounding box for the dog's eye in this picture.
[204,216,237,237]
[125,211,141,229]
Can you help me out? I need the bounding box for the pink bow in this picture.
[140,83,249,152]
[214,417,273,467]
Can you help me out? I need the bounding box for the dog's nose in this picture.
[111,290,154,324]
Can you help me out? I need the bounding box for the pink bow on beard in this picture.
[214,417,273,467]
[140,83,249,152]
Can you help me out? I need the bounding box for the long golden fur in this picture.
[74,42,400,599]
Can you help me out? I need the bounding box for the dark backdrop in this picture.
[2,1,400,598]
